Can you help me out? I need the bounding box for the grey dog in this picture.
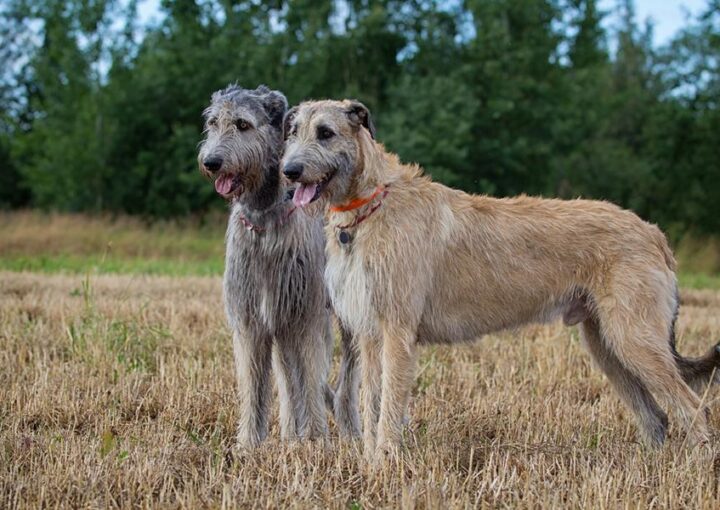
[197,85,360,447]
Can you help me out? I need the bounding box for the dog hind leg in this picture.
[334,324,361,437]
[294,325,331,440]
[597,298,710,445]
[273,342,304,439]
[580,317,668,446]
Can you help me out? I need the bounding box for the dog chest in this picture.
[224,225,324,335]
[325,249,379,337]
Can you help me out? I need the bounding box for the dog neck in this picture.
[330,185,387,213]
[326,130,422,231]
[234,160,293,230]
[330,129,419,213]
[331,186,390,231]
[349,129,388,195]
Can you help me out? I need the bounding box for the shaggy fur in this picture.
[282,99,720,462]
[197,87,360,448]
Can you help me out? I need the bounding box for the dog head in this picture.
[198,84,287,200]
[281,99,375,209]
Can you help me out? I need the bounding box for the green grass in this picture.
[0,211,225,276]
[3,252,719,290]
[0,254,223,276]
[678,272,720,290]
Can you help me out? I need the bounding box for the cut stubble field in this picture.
[2,212,720,508]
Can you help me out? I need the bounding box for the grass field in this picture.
[2,211,720,508]
[3,210,720,289]
[0,211,225,276]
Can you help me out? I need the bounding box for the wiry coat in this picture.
[281,99,720,462]
[198,87,360,448]
[224,199,332,445]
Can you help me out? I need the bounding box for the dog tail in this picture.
[669,284,720,392]
[674,342,720,393]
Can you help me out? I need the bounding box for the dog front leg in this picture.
[233,330,273,448]
[375,324,418,462]
[360,335,382,461]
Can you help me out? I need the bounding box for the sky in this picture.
[137,0,710,47]
[601,0,708,45]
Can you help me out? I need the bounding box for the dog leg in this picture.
[360,335,383,460]
[375,325,418,462]
[598,304,710,445]
[272,343,302,440]
[334,324,361,437]
[580,317,668,446]
[232,329,273,448]
[296,328,331,440]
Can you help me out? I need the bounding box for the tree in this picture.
[0,0,718,239]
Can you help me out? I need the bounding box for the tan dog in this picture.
[281,99,720,462]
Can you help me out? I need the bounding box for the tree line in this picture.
[1,0,719,238]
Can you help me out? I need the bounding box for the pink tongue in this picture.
[214,175,233,195]
[292,183,318,207]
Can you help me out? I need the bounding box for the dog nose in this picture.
[203,157,223,173]
[283,162,304,181]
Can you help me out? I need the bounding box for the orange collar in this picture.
[329,186,386,213]
[331,185,390,231]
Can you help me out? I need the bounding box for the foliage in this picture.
[1,0,719,235]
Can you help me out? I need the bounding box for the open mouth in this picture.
[214,173,243,198]
[292,171,335,208]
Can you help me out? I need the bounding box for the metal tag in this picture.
[338,230,351,245]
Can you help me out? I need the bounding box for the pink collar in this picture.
[238,206,297,234]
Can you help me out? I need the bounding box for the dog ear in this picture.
[283,106,299,141]
[345,100,375,139]
[260,89,288,129]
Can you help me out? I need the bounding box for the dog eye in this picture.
[207,117,217,127]
[235,119,250,131]
[317,127,335,140]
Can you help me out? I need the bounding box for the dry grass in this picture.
[2,270,720,508]
[0,211,225,275]
[0,210,225,259]
[676,236,720,275]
